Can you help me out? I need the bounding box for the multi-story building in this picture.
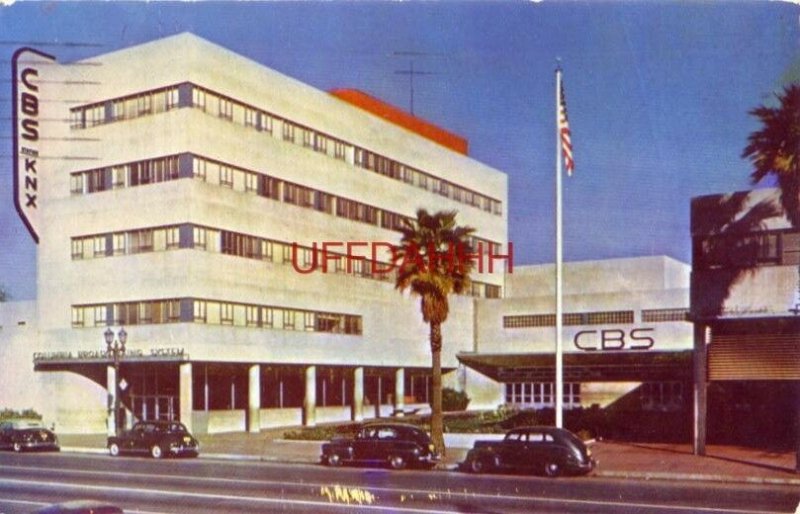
[5,33,701,438]
[24,33,508,434]
[690,189,800,450]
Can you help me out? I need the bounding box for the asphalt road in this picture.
[0,452,798,514]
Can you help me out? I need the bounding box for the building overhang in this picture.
[457,350,693,383]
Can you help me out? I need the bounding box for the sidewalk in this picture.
[57,431,800,486]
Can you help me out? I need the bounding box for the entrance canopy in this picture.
[457,350,693,383]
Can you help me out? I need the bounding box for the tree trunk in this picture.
[430,321,446,457]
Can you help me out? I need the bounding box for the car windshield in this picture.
[12,420,44,429]
[166,423,187,433]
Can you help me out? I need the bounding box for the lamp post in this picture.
[104,327,127,435]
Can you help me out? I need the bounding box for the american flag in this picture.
[558,79,574,175]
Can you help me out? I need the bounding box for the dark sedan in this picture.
[321,422,439,470]
[107,420,199,459]
[463,426,595,477]
[0,419,60,452]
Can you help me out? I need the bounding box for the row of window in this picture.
[503,310,637,329]
[69,153,504,257]
[70,155,181,194]
[504,381,685,412]
[71,298,362,335]
[68,82,503,216]
[70,224,503,298]
[504,382,581,408]
[70,86,180,128]
[694,229,800,270]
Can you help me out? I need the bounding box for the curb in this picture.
[59,447,800,486]
[596,470,800,486]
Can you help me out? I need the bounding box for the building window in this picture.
[219,166,234,188]
[93,236,107,257]
[245,172,258,193]
[194,300,207,323]
[505,382,579,409]
[165,227,180,249]
[193,227,207,250]
[218,98,233,120]
[641,382,683,412]
[220,303,234,325]
[191,158,206,181]
[282,122,295,142]
[129,229,154,254]
[283,310,295,330]
[71,307,85,328]
[334,141,346,161]
[261,307,274,328]
[642,308,689,323]
[192,88,207,111]
[246,305,260,327]
[113,233,126,255]
[244,108,257,128]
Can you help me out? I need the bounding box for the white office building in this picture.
[3,33,696,436]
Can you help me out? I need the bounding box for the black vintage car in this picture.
[0,419,60,452]
[321,422,439,470]
[463,426,595,477]
[107,420,199,459]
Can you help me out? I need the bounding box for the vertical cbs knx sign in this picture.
[13,47,56,244]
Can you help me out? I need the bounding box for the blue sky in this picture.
[0,1,798,300]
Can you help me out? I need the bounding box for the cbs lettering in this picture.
[573,328,655,351]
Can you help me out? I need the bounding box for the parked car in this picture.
[107,420,199,459]
[463,426,595,477]
[321,422,439,470]
[0,419,59,453]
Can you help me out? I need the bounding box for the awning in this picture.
[457,350,693,382]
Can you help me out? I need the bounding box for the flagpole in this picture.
[555,65,564,429]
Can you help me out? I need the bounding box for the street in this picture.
[0,452,797,514]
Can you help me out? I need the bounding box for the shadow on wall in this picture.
[691,192,782,319]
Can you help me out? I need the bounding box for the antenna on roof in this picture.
[394,51,436,116]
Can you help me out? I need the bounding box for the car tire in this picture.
[108,443,120,457]
[544,461,561,478]
[12,442,22,453]
[388,454,407,470]
[150,444,163,459]
[470,455,496,474]
[326,453,342,467]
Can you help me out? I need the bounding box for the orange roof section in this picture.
[329,88,468,155]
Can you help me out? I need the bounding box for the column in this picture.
[352,367,364,422]
[394,368,405,416]
[692,323,708,456]
[106,365,117,437]
[179,362,193,433]
[248,364,261,433]
[304,366,316,427]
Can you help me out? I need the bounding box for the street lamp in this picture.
[104,327,127,435]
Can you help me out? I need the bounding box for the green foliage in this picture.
[0,408,42,421]
[441,388,470,411]
[283,423,361,441]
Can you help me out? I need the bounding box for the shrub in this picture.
[441,388,470,411]
[0,408,42,421]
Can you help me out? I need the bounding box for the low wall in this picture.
[260,408,302,429]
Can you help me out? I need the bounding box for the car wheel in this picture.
[326,453,342,467]
[108,443,120,457]
[544,461,561,477]
[150,444,163,459]
[388,454,407,470]
[469,457,486,474]
[12,442,22,453]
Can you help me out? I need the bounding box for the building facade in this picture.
[461,256,693,417]
[4,33,700,437]
[18,33,508,434]
[690,189,800,452]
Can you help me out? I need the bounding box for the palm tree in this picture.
[393,209,475,456]
[742,83,800,473]
[742,84,800,228]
